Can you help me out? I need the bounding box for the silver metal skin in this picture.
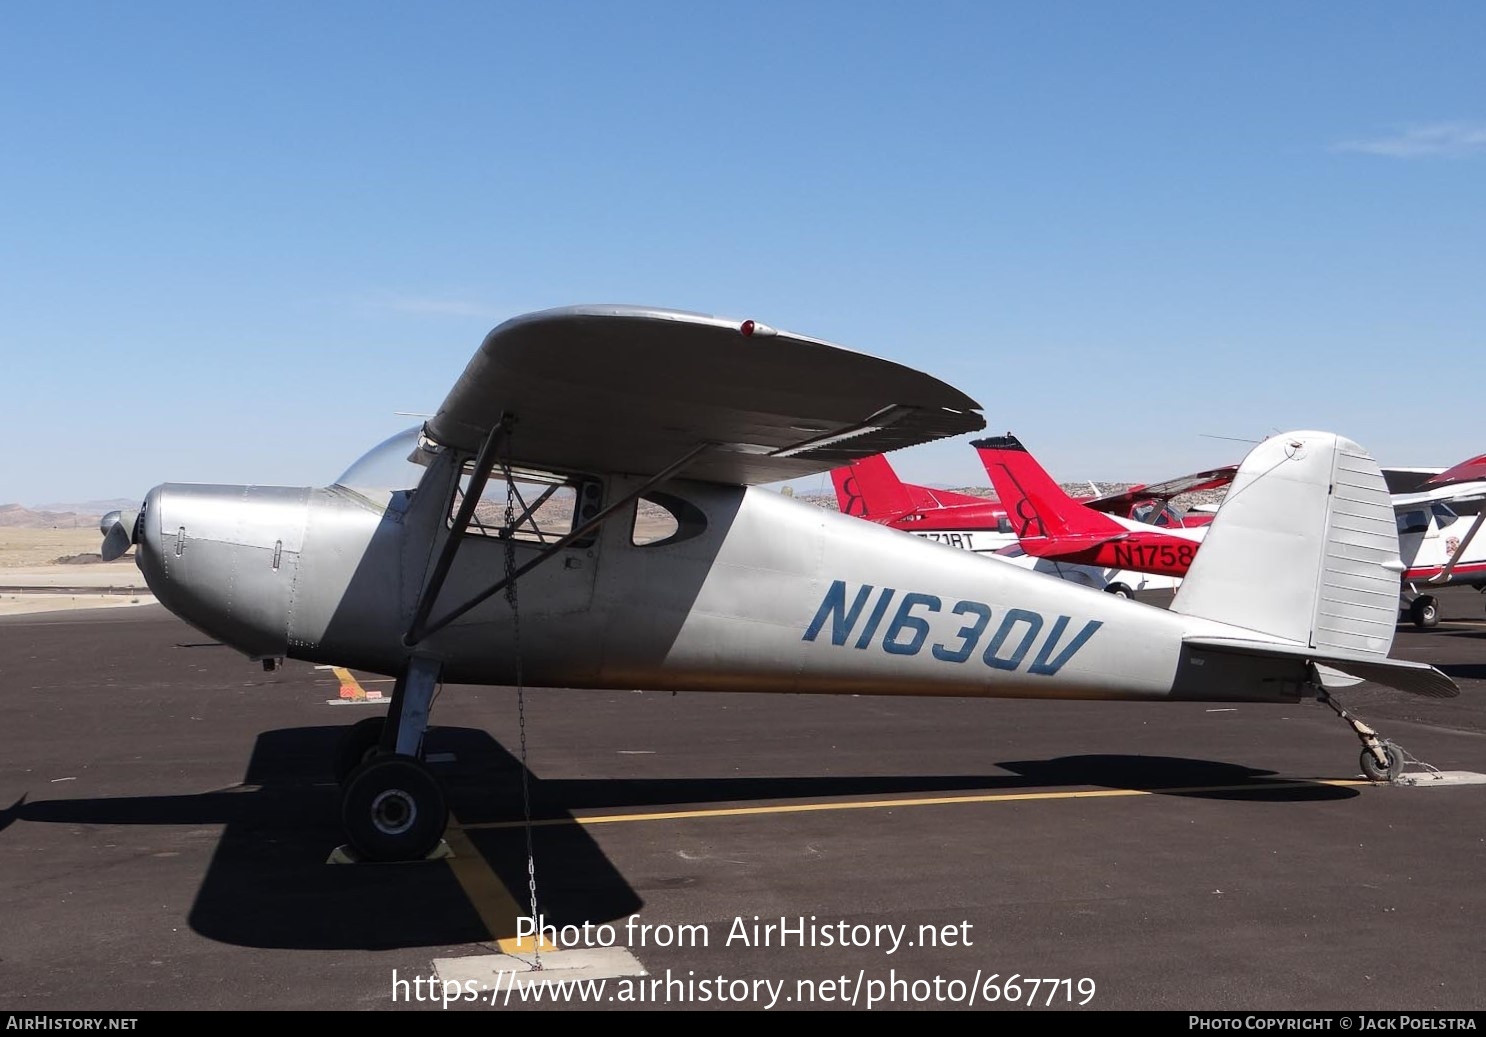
[131,441,1440,705]
[119,307,1455,858]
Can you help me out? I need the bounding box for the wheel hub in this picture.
[370,788,417,835]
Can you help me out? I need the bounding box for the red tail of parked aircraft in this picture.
[972,435,1129,542]
[828,454,1015,552]
[973,434,1212,579]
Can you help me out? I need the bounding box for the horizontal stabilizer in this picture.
[1018,532,1128,559]
[1184,636,1459,699]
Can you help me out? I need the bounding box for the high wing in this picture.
[1084,464,1239,516]
[426,305,984,484]
[1393,481,1486,512]
[1382,467,1447,495]
[1426,453,1486,488]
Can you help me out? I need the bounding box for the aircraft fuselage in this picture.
[134,446,1312,705]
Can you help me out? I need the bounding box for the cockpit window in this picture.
[1431,502,1458,528]
[1396,509,1430,536]
[452,462,602,547]
[631,492,708,547]
[334,426,431,510]
[1131,501,1179,527]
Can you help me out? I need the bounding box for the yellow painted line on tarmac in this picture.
[441,813,557,955]
[331,666,384,701]
[460,779,1371,831]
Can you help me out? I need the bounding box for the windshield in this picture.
[334,426,432,508]
[1131,500,1182,527]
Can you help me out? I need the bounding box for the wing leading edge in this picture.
[427,306,985,485]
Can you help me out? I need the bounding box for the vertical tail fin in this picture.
[973,435,1126,540]
[830,455,919,521]
[1172,431,1402,656]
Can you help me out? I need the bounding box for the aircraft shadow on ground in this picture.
[1437,630,1486,645]
[1,735,1354,949]
[1436,661,1486,680]
[4,725,644,951]
[992,755,1359,802]
[478,751,1356,817]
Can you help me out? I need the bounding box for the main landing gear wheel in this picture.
[1360,743,1405,783]
[1104,582,1135,599]
[341,756,448,862]
[1410,596,1440,630]
[334,716,387,785]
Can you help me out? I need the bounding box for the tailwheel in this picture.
[1318,688,1405,784]
[334,716,387,785]
[1360,742,1405,783]
[341,756,448,862]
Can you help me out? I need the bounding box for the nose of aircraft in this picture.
[133,483,311,660]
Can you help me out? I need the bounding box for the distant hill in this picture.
[0,498,140,530]
[32,498,140,515]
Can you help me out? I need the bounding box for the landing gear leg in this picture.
[339,656,448,861]
[1317,688,1403,782]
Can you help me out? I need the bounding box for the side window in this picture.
[631,492,708,547]
[997,517,1014,534]
[1396,510,1429,536]
[1431,502,1458,529]
[452,463,601,547]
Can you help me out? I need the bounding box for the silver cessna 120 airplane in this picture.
[99,305,1456,862]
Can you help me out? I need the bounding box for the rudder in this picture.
[1171,431,1402,657]
[973,435,1125,540]
[830,455,918,521]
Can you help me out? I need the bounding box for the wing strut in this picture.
[404,436,711,646]
[404,414,514,646]
[1427,510,1486,585]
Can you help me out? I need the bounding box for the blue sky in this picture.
[2,2,1483,506]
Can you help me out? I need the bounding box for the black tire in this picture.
[1410,596,1440,630]
[334,716,388,785]
[341,756,448,862]
[1104,582,1135,599]
[1359,743,1404,783]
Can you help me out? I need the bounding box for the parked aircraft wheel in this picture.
[1410,596,1439,630]
[341,756,448,862]
[1104,582,1135,599]
[334,716,387,785]
[1359,743,1404,783]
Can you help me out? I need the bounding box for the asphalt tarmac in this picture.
[1,588,1484,1012]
